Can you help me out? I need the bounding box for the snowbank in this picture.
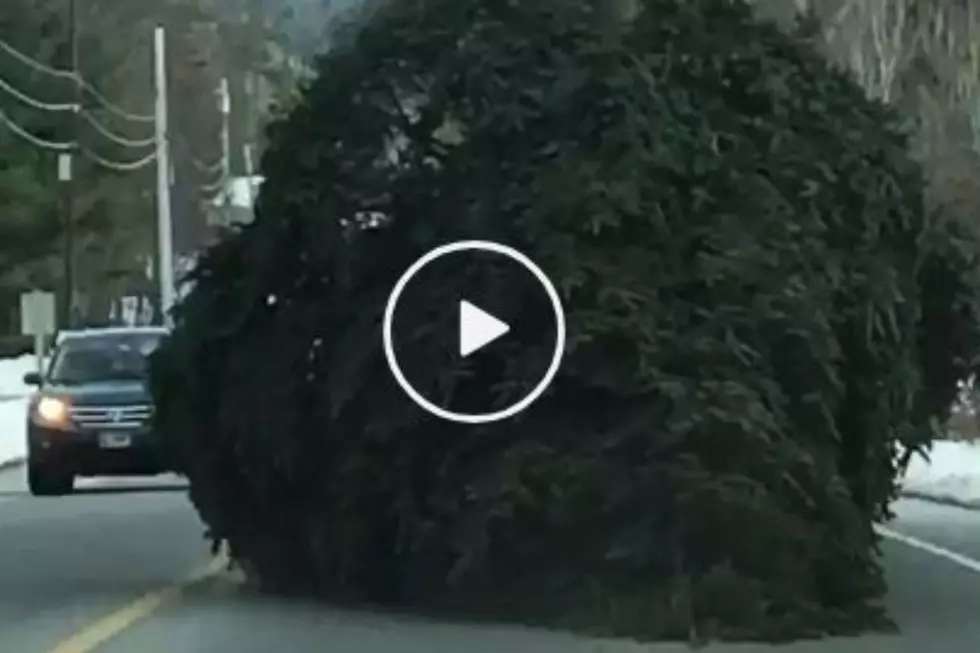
[0,355,40,467]
[0,354,41,398]
[902,440,980,506]
[0,398,28,468]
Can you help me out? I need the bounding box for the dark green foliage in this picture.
[150,0,980,642]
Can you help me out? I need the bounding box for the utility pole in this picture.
[241,72,256,213]
[154,26,176,322]
[218,77,231,228]
[60,0,80,328]
[56,151,72,324]
[242,142,255,210]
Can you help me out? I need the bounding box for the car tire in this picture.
[27,461,74,496]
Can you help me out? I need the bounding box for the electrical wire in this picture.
[0,39,73,79]
[191,156,223,174]
[80,110,154,148]
[79,79,154,123]
[0,36,153,123]
[0,36,216,193]
[0,105,71,150]
[80,145,156,171]
[180,134,224,174]
[0,73,77,111]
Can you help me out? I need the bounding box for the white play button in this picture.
[459,300,509,357]
[383,240,566,424]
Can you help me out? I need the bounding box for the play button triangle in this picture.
[459,300,509,357]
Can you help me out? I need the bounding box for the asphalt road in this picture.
[2,464,980,653]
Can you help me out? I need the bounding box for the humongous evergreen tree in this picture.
[150,0,980,641]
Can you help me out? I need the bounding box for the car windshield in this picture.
[46,334,162,385]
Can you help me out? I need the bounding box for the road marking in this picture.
[876,523,980,575]
[31,521,977,652]
[47,554,226,653]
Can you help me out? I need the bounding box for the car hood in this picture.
[42,380,150,406]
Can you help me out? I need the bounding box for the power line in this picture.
[178,132,230,200]
[191,155,223,174]
[199,174,227,194]
[80,110,154,148]
[1,26,178,328]
[0,46,155,155]
[0,72,77,112]
[0,39,73,79]
[81,146,156,171]
[1,62,154,153]
[0,35,153,124]
[80,79,154,123]
[179,132,224,174]
[0,105,71,150]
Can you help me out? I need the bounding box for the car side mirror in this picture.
[23,372,42,386]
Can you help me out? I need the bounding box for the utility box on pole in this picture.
[20,290,56,373]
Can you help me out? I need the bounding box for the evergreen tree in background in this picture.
[0,0,307,336]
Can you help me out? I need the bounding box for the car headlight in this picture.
[34,397,72,429]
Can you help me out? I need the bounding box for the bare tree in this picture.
[761,1,980,193]
[797,0,915,103]
[909,2,980,158]
[743,0,980,434]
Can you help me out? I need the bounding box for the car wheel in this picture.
[27,461,74,496]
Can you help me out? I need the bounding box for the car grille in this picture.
[70,405,152,430]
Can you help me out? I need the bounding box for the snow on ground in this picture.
[0,354,40,398]
[0,398,28,468]
[0,355,40,467]
[902,440,980,506]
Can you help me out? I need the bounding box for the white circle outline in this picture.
[382,240,566,425]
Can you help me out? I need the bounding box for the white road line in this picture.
[876,523,980,574]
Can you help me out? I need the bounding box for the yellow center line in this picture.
[48,554,227,653]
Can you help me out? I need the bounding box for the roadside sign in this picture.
[20,291,55,335]
[20,290,56,375]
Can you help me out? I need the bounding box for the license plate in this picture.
[98,432,132,449]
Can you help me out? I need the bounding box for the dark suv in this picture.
[22,326,169,496]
